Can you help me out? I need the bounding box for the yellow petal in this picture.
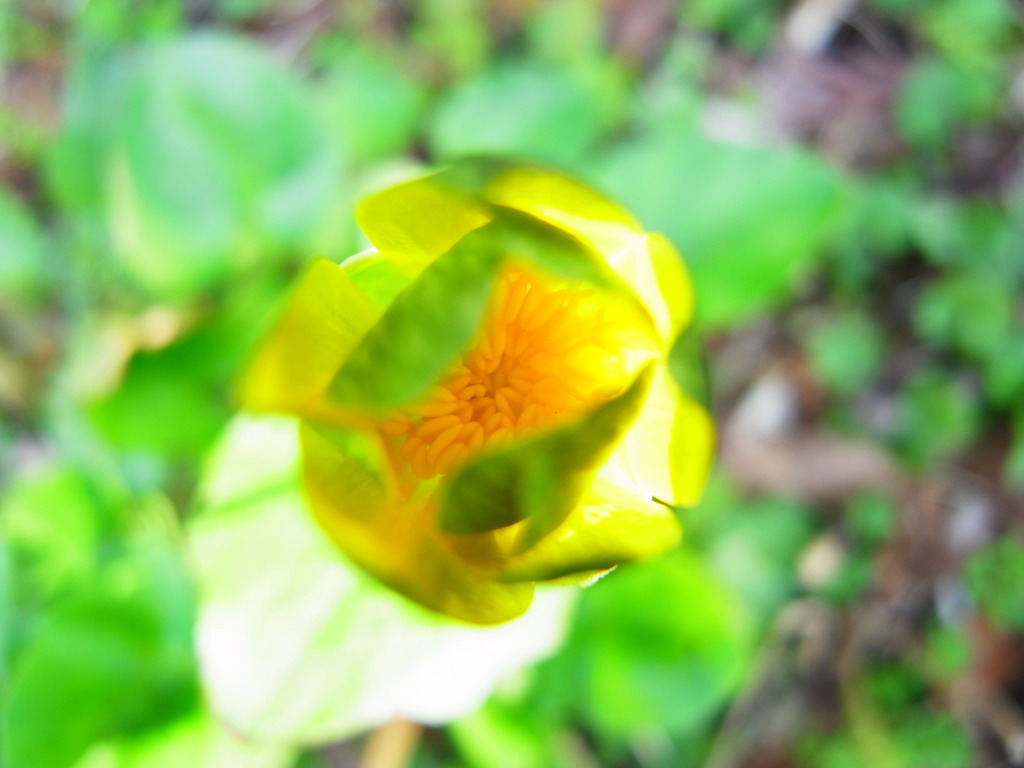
[605,233,693,342]
[668,393,715,507]
[485,163,640,252]
[237,258,383,417]
[438,362,655,550]
[602,363,715,507]
[356,174,493,278]
[485,165,693,341]
[496,477,681,583]
[301,421,535,625]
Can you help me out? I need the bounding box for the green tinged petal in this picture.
[439,364,654,548]
[301,422,392,520]
[666,323,715,506]
[604,363,714,508]
[669,322,712,409]
[327,211,657,411]
[341,249,413,308]
[484,164,694,341]
[498,478,681,583]
[356,174,492,276]
[365,161,672,338]
[496,210,662,344]
[237,258,382,416]
[668,394,715,507]
[301,422,534,625]
[327,222,508,410]
[486,162,640,235]
[629,233,693,341]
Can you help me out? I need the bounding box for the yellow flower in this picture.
[238,160,713,625]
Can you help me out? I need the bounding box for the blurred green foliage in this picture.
[808,313,887,398]
[0,188,45,299]
[2,0,1023,766]
[50,34,343,296]
[966,537,1024,632]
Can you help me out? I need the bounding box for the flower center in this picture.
[381,265,631,479]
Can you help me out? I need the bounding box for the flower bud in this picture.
[239,159,714,624]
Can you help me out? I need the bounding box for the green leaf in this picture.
[451,698,554,768]
[439,365,652,543]
[569,550,753,734]
[897,370,979,467]
[681,0,779,51]
[5,598,158,768]
[1006,409,1024,490]
[525,0,631,130]
[189,416,573,743]
[897,57,1000,152]
[49,33,340,296]
[195,416,302,514]
[45,55,124,221]
[924,626,971,684]
[598,131,843,328]
[818,554,873,605]
[1,466,114,601]
[827,173,917,295]
[910,198,1024,281]
[870,0,931,9]
[0,188,45,299]
[893,715,971,768]
[72,708,293,768]
[318,44,427,163]
[428,62,602,167]
[526,0,604,68]
[3,545,198,768]
[966,536,1024,632]
[982,334,1024,407]
[842,175,915,257]
[410,0,490,78]
[88,329,232,460]
[919,0,1015,71]
[216,0,281,21]
[914,272,1014,361]
[809,313,886,396]
[701,493,815,622]
[845,492,896,549]
[66,0,183,47]
[0,538,11,678]
[908,197,964,267]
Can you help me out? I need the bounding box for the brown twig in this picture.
[359,719,422,768]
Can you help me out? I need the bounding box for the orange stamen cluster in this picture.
[381,266,630,479]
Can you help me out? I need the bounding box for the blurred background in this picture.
[2,1,1024,766]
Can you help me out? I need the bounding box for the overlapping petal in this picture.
[239,159,714,624]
